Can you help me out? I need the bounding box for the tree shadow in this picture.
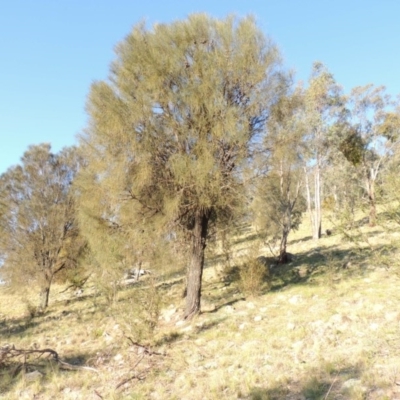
[263,239,399,293]
[203,297,245,314]
[0,314,42,340]
[194,316,227,334]
[247,363,369,399]
[154,331,185,347]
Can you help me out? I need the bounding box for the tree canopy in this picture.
[0,144,84,309]
[77,14,285,318]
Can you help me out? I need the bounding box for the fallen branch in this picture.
[0,345,98,374]
[115,355,145,390]
[126,337,164,356]
[59,274,92,294]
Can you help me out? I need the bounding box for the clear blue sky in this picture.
[1,0,399,174]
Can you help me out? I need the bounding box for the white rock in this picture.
[369,322,379,331]
[254,316,262,322]
[289,295,301,305]
[24,370,43,382]
[287,322,296,330]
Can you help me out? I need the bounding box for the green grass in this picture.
[1,211,400,399]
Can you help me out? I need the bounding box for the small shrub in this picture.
[22,298,39,319]
[114,276,161,344]
[238,257,270,297]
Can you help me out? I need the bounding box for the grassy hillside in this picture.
[1,215,400,399]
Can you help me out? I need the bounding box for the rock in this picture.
[204,361,218,369]
[254,316,262,322]
[342,378,366,392]
[289,295,301,305]
[224,305,235,313]
[287,322,296,330]
[202,301,216,312]
[162,307,177,322]
[369,322,379,331]
[24,370,43,382]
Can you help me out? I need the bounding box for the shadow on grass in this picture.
[0,314,42,340]
[194,316,228,334]
[248,363,368,400]
[232,232,262,247]
[155,331,185,347]
[259,239,399,293]
[203,297,245,314]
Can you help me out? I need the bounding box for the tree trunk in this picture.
[278,232,289,264]
[184,209,209,320]
[304,168,314,232]
[38,272,52,311]
[313,163,322,240]
[39,284,50,311]
[367,178,376,227]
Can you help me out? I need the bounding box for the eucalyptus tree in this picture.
[253,86,305,263]
[341,85,400,226]
[0,144,84,310]
[302,62,344,239]
[78,14,285,319]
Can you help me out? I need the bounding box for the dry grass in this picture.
[1,212,400,399]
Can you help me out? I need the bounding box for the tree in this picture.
[253,87,305,263]
[301,63,344,239]
[78,14,284,319]
[0,144,84,310]
[342,85,399,226]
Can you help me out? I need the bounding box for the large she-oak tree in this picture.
[78,14,284,319]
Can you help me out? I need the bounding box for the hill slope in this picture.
[1,218,400,399]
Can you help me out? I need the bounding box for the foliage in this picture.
[343,84,400,226]
[237,246,271,296]
[253,87,306,262]
[77,14,285,318]
[338,127,365,166]
[113,277,162,344]
[0,144,85,309]
[301,62,345,239]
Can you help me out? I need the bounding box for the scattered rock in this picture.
[288,295,301,305]
[24,370,43,382]
[161,307,177,322]
[287,322,296,330]
[223,305,235,314]
[369,322,379,331]
[202,301,216,312]
[342,378,366,392]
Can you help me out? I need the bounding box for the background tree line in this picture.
[1,14,399,318]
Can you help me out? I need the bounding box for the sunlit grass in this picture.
[1,210,400,398]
